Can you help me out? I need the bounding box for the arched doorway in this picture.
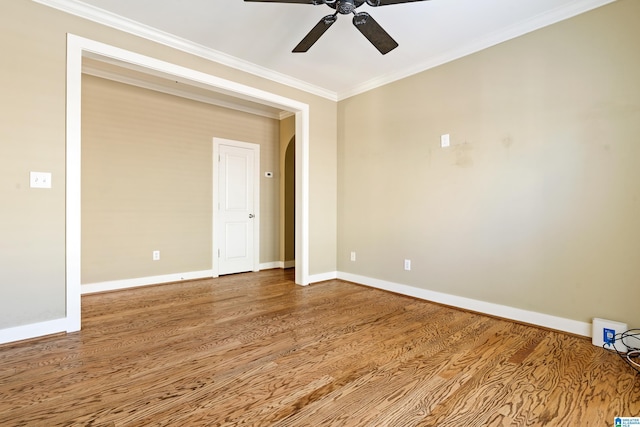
[284,137,295,267]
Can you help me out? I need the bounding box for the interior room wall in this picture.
[0,0,337,332]
[0,2,67,329]
[337,0,640,327]
[279,116,296,265]
[82,75,280,284]
[284,141,296,264]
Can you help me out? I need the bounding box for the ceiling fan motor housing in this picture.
[329,0,365,14]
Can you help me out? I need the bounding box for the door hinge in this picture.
[218,248,220,258]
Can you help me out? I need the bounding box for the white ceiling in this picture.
[38,0,614,100]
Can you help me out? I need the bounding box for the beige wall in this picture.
[82,75,280,284]
[3,0,635,335]
[0,1,337,330]
[338,0,640,326]
[279,116,296,264]
[0,2,67,328]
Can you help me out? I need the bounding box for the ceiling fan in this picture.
[244,0,430,55]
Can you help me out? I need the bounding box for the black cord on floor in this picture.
[604,328,640,376]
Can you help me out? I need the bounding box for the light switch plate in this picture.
[440,134,450,148]
[30,172,52,188]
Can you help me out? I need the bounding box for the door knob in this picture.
[249,214,255,218]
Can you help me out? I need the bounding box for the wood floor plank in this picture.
[0,269,637,426]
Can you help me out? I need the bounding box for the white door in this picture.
[214,139,260,276]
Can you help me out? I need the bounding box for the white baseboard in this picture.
[308,271,338,284]
[259,261,296,270]
[0,317,70,345]
[337,272,591,338]
[3,269,590,346]
[81,270,214,294]
[259,261,282,270]
[83,263,299,295]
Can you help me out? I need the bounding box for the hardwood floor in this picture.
[0,269,638,426]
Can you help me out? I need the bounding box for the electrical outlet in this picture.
[350,251,356,262]
[153,250,160,261]
[30,171,52,189]
[404,259,411,271]
[592,318,627,351]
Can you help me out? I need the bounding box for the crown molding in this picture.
[32,0,338,102]
[338,0,617,100]
[34,0,615,103]
[83,64,285,120]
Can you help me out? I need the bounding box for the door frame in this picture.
[212,138,260,277]
[66,35,310,334]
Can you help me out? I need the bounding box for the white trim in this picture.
[0,318,68,345]
[35,0,614,102]
[309,271,338,284]
[66,33,83,333]
[295,109,310,286]
[213,138,261,276]
[337,272,592,337]
[257,261,295,270]
[259,261,282,270]
[279,111,295,121]
[339,0,616,100]
[65,34,310,341]
[83,64,284,120]
[81,270,214,295]
[34,0,336,101]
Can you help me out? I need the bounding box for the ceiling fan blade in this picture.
[293,14,337,52]
[366,0,430,5]
[244,0,323,4]
[352,12,398,55]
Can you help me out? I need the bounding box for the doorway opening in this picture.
[66,34,310,332]
[284,137,296,268]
